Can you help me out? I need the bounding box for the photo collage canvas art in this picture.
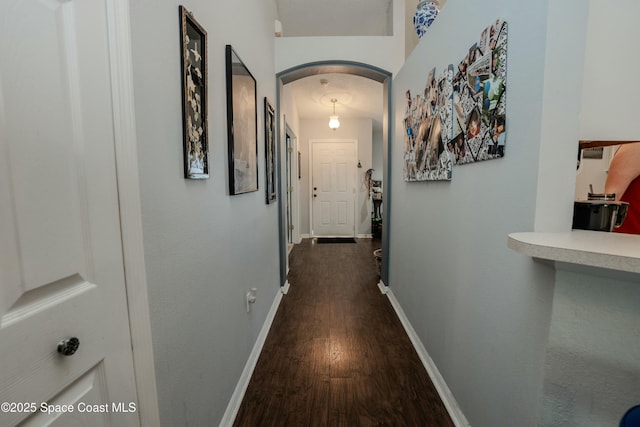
[403,19,508,181]
[403,65,454,181]
[453,19,507,164]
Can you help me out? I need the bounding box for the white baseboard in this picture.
[219,288,284,427]
[281,280,290,295]
[301,233,311,239]
[385,289,470,427]
[357,233,373,238]
[377,280,389,294]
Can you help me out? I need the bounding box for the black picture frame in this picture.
[225,45,258,195]
[179,6,208,179]
[264,98,277,203]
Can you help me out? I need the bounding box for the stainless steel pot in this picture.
[572,200,629,232]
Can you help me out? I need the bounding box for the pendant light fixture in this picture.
[328,98,340,130]
[413,0,439,38]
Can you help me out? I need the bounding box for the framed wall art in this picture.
[179,6,208,179]
[264,98,277,203]
[225,45,258,195]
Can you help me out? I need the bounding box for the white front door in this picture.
[0,1,139,425]
[311,141,357,237]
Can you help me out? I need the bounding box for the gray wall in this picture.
[541,266,640,426]
[129,0,278,424]
[389,0,560,425]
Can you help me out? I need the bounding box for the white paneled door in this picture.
[311,141,357,237]
[0,1,139,425]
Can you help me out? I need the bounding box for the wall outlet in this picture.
[246,288,257,312]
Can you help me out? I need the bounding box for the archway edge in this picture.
[277,60,391,85]
[276,59,393,289]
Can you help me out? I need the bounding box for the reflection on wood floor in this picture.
[233,238,454,427]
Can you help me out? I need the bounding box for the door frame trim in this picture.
[285,122,300,245]
[106,0,160,424]
[309,139,358,237]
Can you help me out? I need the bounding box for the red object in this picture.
[616,176,640,234]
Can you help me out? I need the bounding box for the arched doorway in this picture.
[276,61,392,290]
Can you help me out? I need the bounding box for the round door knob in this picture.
[57,337,80,356]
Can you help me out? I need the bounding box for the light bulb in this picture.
[329,115,340,129]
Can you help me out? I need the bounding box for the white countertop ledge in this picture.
[508,230,640,274]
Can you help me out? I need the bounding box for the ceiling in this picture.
[276,0,392,129]
[275,0,393,37]
[286,73,384,127]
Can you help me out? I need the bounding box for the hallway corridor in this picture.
[233,238,454,426]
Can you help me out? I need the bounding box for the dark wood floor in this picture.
[233,238,454,427]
